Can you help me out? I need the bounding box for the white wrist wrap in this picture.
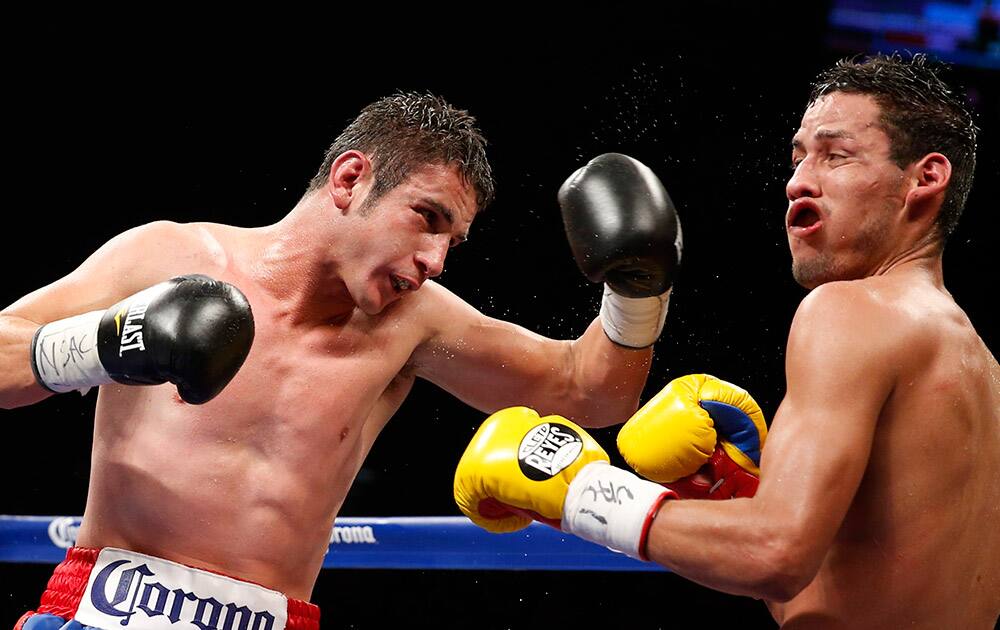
[599,286,670,348]
[562,461,670,560]
[31,310,111,395]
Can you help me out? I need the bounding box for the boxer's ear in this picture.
[903,152,950,227]
[329,151,373,213]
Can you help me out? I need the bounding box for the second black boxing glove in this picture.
[559,153,682,347]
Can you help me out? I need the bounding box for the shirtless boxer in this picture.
[1,94,682,628]
[455,54,1000,628]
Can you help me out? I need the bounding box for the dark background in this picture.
[3,5,998,629]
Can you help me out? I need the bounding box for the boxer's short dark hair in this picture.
[308,92,494,211]
[808,53,978,241]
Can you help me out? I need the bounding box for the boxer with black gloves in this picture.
[2,92,686,629]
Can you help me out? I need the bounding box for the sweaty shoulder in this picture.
[792,279,891,330]
[790,278,941,383]
[1,220,236,324]
[124,221,231,276]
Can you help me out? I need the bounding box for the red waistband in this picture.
[36,547,321,630]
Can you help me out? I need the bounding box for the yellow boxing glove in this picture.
[617,374,768,498]
[454,407,610,533]
[455,406,675,559]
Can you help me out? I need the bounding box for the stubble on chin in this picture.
[792,254,836,289]
[791,217,890,289]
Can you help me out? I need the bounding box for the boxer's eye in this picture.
[415,207,435,226]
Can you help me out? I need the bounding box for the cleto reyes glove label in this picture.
[518,423,583,481]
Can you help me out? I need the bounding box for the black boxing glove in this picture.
[31,275,254,404]
[559,153,682,347]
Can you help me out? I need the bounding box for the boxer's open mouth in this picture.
[391,275,412,292]
[787,200,823,237]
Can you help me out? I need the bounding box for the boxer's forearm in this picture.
[644,497,815,602]
[0,314,52,408]
[564,317,653,428]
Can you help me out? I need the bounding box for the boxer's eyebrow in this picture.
[792,129,856,149]
[816,129,855,141]
[423,199,454,225]
[792,128,855,150]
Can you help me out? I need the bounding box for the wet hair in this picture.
[808,53,978,240]
[307,92,494,211]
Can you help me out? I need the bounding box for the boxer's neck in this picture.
[249,196,359,325]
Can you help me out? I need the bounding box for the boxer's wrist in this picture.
[31,311,112,395]
[561,461,675,560]
[599,285,671,348]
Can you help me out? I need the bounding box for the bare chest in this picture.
[213,309,419,438]
[98,295,424,463]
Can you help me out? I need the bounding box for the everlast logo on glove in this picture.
[518,423,583,481]
[116,300,151,355]
[75,548,288,630]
